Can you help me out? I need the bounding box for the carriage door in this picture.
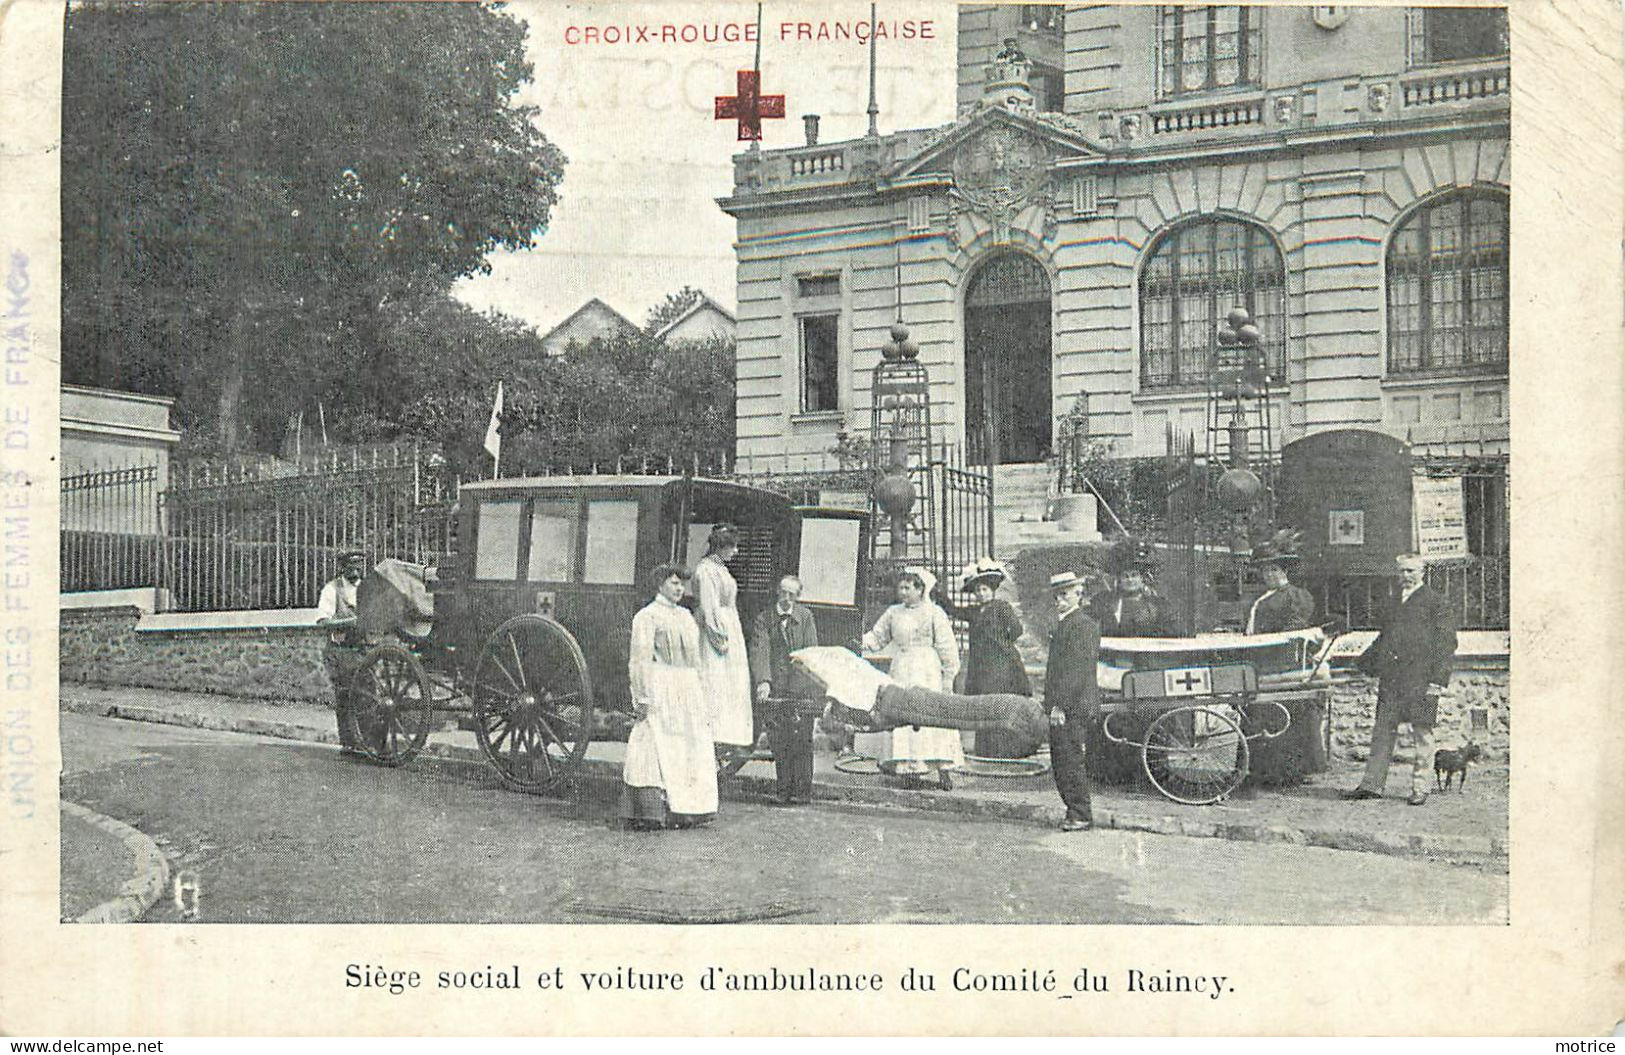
[965,251,1053,465]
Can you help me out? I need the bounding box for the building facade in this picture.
[717,4,1510,467]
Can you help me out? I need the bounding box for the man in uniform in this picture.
[1246,532,1317,634]
[748,574,821,804]
[316,549,368,754]
[1044,571,1100,832]
[1089,538,1166,637]
[1342,553,1458,806]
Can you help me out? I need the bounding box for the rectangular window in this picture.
[1158,6,1261,98]
[799,313,840,413]
[796,274,841,298]
[527,499,577,582]
[1410,7,1509,66]
[583,499,639,585]
[474,500,523,580]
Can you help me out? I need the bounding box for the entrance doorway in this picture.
[965,252,1053,465]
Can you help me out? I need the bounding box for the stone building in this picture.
[716,4,1510,468]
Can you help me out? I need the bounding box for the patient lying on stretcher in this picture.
[788,646,1051,743]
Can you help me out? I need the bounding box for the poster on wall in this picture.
[1413,475,1469,559]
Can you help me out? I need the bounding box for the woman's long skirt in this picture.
[621,664,717,824]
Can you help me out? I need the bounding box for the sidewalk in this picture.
[60,682,1507,867]
[60,800,171,923]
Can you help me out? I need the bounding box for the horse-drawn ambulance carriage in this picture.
[343,475,870,793]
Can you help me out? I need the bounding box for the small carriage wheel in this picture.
[348,643,434,767]
[472,614,594,794]
[1140,705,1250,806]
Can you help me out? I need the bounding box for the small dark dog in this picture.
[1433,742,1484,792]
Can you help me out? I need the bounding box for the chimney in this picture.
[802,114,821,146]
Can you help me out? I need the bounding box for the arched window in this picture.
[1139,217,1286,390]
[1386,190,1508,376]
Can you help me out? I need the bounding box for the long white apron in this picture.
[622,597,718,816]
[694,555,755,747]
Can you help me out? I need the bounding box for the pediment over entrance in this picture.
[890,108,1103,214]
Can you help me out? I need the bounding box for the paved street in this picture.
[62,712,1507,925]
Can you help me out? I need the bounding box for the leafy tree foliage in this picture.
[61,0,566,452]
[642,286,705,335]
[504,329,736,477]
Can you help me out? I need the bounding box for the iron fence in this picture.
[161,461,456,613]
[60,465,161,593]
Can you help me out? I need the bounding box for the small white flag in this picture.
[484,380,504,469]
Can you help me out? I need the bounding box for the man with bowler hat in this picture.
[1045,570,1100,831]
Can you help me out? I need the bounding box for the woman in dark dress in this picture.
[938,558,1036,759]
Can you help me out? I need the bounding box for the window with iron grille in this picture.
[1139,218,1286,390]
[1157,6,1262,98]
[1386,190,1508,376]
[1407,7,1509,66]
[799,313,840,412]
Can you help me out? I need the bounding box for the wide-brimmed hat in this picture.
[1249,528,1303,566]
[959,556,1009,593]
[1109,537,1157,574]
[1048,570,1085,593]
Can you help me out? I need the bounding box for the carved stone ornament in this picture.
[951,124,1054,218]
[1312,5,1350,30]
[1367,82,1391,113]
[1040,182,1059,243]
[1273,95,1295,125]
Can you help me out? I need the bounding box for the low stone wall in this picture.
[59,606,333,704]
[1331,666,1510,764]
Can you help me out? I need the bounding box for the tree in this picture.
[507,329,735,475]
[61,1,567,452]
[642,286,705,336]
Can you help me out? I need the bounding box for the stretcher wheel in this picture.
[1140,705,1249,805]
[472,614,593,794]
[348,643,434,766]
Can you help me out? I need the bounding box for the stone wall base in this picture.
[60,606,333,705]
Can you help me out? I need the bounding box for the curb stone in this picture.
[61,692,1504,866]
[62,801,170,924]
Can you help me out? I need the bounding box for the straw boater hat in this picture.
[959,556,1009,593]
[1048,570,1085,593]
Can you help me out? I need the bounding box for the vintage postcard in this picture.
[1,0,1621,1037]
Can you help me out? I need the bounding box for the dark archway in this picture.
[965,251,1053,465]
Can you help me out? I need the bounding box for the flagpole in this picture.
[866,2,879,137]
[751,3,764,155]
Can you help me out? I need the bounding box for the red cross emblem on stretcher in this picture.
[715,70,785,141]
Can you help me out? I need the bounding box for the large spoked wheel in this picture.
[1141,705,1250,805]
[471,615,594,794]
[348,643,434,766]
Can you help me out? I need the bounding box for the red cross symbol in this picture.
[1336,516,1359,537]
[715,70,785,142]
[1173,670,1203,692]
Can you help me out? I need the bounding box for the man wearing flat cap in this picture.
[1044,570,1100,831]
[317,549,368,754]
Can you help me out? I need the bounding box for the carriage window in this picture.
[474,500,523,580]
[583,499,639,585]
[527,499,577,582]
[798,517,861,606]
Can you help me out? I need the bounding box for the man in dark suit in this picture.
[1044,571,1101,831]
[749,574,821,805]
[1343,553,1458,806]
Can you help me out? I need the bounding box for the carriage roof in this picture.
[459,475,788,504]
